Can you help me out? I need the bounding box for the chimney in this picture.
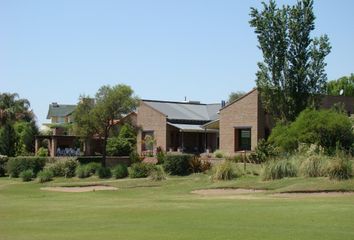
[221,100,226,107]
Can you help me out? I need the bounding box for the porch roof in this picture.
[167,122,218,133]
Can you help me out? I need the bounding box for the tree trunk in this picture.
[101,128,109,167]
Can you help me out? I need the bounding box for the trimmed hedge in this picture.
[163,154,193,176]
[76,156,102,165]
[6,157,46,178]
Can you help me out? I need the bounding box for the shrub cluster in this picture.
[326,157,352,180]
[46,158,78,178]
[97,167,112,179]
[112,164,128,179]
[163,154,193,176]
[128,162,155,178]
[213,150,224,159]
[6,157,46,178]
[37,169,54,183]
[19,169,34,182]
[269,108,354,154]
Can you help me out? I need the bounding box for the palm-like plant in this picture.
[0,93,33,125]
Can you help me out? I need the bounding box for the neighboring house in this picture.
[136,100,221,154]
[137,89,354,155]
[204,89,354,154]
[36,102,136,157]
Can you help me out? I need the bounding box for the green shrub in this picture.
[269,109,354,154]
[212,161,235,181]
[299,155,326,177]
[37,169,54,183]
[262,159,297,180]
[19,169,33,182]
[250,139,278,163]
[36,147,48,157]
[149,165,166,181]
[97,166,112,179]
[107,136,133,156]
[163,154,193,176]
[0,155,8,177]
[47,158,78,178]
[129,151,141,163]
[112,164,128,179]
[76,165,91,178]
[325,158,352,180]
[213,150,224,158]
[128,162,155,178]
[6,157,46,177]
[156,149,165,164]
[85,162,101,175]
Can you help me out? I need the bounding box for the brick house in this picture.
[137,89,354,155]
[136,100,221,154]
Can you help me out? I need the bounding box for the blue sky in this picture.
[1,0,354,125]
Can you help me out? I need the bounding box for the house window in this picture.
[142,131,154,151]
[234,128,251,151]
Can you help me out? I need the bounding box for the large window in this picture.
[239,129,251,150]
[142,131,154,151]
[235,128,251,151]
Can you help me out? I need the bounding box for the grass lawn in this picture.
[1,169,354,240]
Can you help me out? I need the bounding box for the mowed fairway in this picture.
[1,175,354,240]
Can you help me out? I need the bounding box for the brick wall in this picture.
[136,101,167,153]
[219,89,261,153]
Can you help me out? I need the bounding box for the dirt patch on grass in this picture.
[272,191,354,198]
[192,188,265,196]
[41,185,117,193]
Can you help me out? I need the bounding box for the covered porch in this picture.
[166,122,219,154]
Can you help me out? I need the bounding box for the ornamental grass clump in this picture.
[262,159,297,181]
[299,154,327,177]
[19,169,34,182]
[212,161,235,181]
[325,157,352,180]
[112,164,128,179]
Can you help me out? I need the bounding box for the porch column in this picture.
[50,137,57,157]
[204,129,207,153]
[35,138,39,155]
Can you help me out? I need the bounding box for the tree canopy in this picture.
[74,84,139,165]
[326,74,354,97]
[0,93,38,156]
[228,91,246,103]
[250,0,331,122]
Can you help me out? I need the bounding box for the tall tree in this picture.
[326,74,354,97]
[250,0,331,122]
[0,93,36,156]
[74,85,138,166]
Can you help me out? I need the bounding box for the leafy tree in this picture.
[228,91,246,103]
[106,124,137,156]
[14,121,39,155]
[326,74,354,97]
[250,0,331,122]
[74,85,138,166]
[0,93,37,156]
[0,123,17,157]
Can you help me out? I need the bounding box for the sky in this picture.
[1,0,354,126]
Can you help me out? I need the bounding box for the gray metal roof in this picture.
[167,122,219,133]
[143,100,221,121]
[46,103,76,119]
